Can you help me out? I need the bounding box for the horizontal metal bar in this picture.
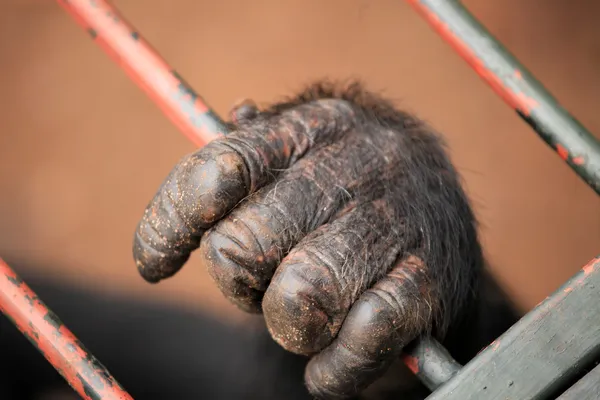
[56,0,227,147]
[556,363,600,400]
[426,255,600,400]
[0,259,134,400]
[56,0,461,391]
[407,0,600,195]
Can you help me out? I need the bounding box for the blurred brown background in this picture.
[0,0,598,324]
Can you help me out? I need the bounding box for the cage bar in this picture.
[556,363,600,400]
[426,255,600,399]
[0,259,133,400]
[407,0,600,195]
[402,336,462,391]
[56,0,227,147]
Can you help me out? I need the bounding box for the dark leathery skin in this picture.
[229,99,260,124]
[305,256,434,398]
[261,198,413,356]
[134,98,355,283]
[132,81,484,399]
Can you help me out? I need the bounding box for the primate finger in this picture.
[197,136,369,314]
[261,200,410,356]
[133,99,356,283]
[304,256,436,399]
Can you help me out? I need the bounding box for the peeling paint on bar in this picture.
[0,259,133,400]
[407,0,600,195]
[55,0,228,147]
[403,336,462,391]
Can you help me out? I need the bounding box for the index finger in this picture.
[133,99,355,283]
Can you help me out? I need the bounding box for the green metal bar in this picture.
[426,256,600,400]
[556,363,600,400]
[407,0,600,195]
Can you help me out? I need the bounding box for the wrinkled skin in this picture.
[133,82,486,399]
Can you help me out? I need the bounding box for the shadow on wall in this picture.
[0,0,598,321]
[0,261,312,400]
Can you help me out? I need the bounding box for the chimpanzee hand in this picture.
[132,82,483,399]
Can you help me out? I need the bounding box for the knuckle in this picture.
[262,253,343,356]
[205,212,276,284]
[174,144,250,227]
[199,220,269,313]
[302,284,427,399]
[342,294,397,356]
[200,227,259,288]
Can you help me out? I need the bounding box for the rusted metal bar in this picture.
[0,259,133,400]
[407,0,600,195]
[556,363,600,400]
[426,255,600,400]
[54,0,459,391]
[56,0,227,147]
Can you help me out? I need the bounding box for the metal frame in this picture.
[427,256,600,399]
[556,363,600,400]
[0,1,598,399]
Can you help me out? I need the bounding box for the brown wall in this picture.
[1,0,599,322]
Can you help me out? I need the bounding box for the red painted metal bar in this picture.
[0,259,133,400]
[407,0,600,195]
[56,0,227,147]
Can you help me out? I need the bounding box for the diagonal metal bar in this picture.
[56,0,228,147]
[407,0,600,195]
[0,259,134,400]
[556,362,600,400]
[426,255,600,400]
